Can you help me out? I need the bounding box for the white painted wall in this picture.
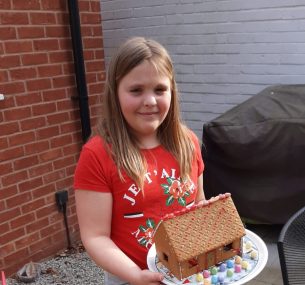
[100,0,305,137]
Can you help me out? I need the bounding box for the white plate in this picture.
[147,229,268,285]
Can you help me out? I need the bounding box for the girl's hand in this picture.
[131,269,164,285]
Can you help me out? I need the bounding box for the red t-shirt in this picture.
[74,133,204,269]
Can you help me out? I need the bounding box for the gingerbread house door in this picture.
[206,250,215,268]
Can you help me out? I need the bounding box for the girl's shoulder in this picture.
[82,135,111,158]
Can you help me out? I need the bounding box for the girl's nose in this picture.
[143,93,157,106]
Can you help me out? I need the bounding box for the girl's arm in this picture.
[195,173,206,202]
[75,190,163,285]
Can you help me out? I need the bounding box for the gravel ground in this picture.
[6,245,104,285]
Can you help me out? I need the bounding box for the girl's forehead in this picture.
[122,60,171,83]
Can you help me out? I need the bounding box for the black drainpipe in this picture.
[68,0,91,143]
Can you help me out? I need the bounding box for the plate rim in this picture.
[147,229,268,285]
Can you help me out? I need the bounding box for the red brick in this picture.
[0,137,8,149]
[0,70,9,82]
[28,236,52,254]
[63,142,81,156]
[0,55,20,69]
[50,134,72,148]
[49,50,73,63]
[26,78,52,92]
[28,162,53,178]
[45,26,69,37]
[43,169,65,184]
[2,170,28,187]
[21,198,46,214]
[42,89,66,101]
[57,99,74,111]
[15,232,40,251]
[21,53,48,66]
[6,192,32,208]
[53,155,75,170]
[36,205,56,219]
[24,140,49,155]
[38,64,63,77]
[41,0,65,10]
[58,38,72,50]
[0,225,25,244]
[14,155,39,171]
[90,1,101,12]
[0,27,16,40]
[0,243,15,257]
[39,148,62,162]
[83,37,102,49]
[20,117,47,131]
[89,82,104,94]
[62,62,74,74]
[32,184,55,200]
[0,122,19,136]
[33,39,59,51]
[4,247,28,266]
[40,221,62,238]
[32,102,56,115]
[10,213,35,229]
[0,223,10,236]
[56,176,74,190]
[30,12,56,25]
[17,26,44,39]
[12,0,40,9]
[0,81,25,95]
[0,146,24,161]
[79,1,90,11]
[60,122,80,134]
[5,41,33,53]
[86,60,104,72]
[26,217,49,234]
[18,177,43,192]
[81,13,101,24]
[52,75,75,88]
[8,131,35,147]
[10,67,37,80]
[47,113,70,125]
[56,12,69,25]
[4,107,32,121]
[36,126,60,139]
[15,92,42,106]
[0,12,29,25]
[0,185,18,200]
[0,1,11,9]
[0,207,21,226]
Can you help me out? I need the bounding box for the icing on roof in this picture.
[155,194,246,262]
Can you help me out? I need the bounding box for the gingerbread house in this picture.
[153,194,246,280]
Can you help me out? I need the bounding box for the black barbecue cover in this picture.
[202,85,305,224]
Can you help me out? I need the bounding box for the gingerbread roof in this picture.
[154,194,246,262]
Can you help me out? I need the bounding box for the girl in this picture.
[74,37,205,285]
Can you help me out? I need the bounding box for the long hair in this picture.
[97,37,195,189]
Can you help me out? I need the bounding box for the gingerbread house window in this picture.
[224,242,233,251]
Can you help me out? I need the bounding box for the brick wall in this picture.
[100,0,305,137]
[0,0,105,276]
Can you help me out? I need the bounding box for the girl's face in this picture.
[118,60,171,147]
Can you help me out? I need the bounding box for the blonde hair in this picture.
[97,37,195,189]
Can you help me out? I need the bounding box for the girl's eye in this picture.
[130,88,142,94]
[155,87,168,94]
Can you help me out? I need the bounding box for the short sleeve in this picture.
[73,137,113,193]
[191,131,205,176]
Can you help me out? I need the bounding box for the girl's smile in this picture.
[118,60,172,148]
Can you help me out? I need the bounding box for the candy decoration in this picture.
[203,270,210,278]
[219,263,227,272]
[226,268,234,277]
[234,264,242,273]
[226,260,234,268]
[210,266,218,275]
[235,256,242,264]
[211,275,218,284]
[251,250,257,259]
[242,260,249,270]
[196,273,203,282]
